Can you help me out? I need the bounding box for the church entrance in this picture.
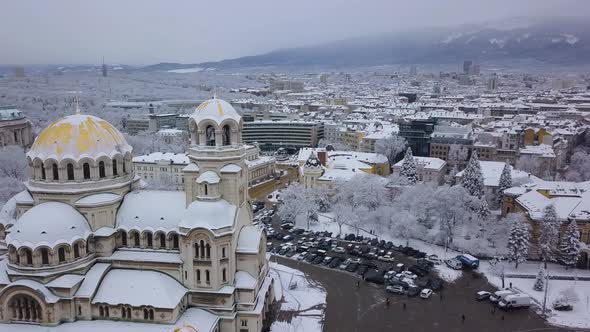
[7,294,43,323]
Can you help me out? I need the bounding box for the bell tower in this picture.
[182,98,248,207]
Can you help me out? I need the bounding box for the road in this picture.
[272,256,571,332]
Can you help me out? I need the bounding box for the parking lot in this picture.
[255,204,571,331]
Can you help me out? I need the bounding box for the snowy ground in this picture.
[269,261,326,332]
[480,260,590,329]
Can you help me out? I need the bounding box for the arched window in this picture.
[99,161,106,178]
[206,125,215,146]
[24,249,32,265]
[143,308,148,320]
[121,307,126,318]
[204,184,208,195]
[83,163,90,179]
[158,233,166,248]
[67,163,74,180]
[199,240,205,258]
[112,160,118,176]
[222,125,231,145]
[105,306,109,317]
[121,231,127,246]
[146,232,153,248]
[222,268,227,282]
[41,248,49,265]
[52,163,59,181]
[8,294,42,322]
[123,160,126,174]
[222,247,226,258]
[172,233,179,250]
[133,232,140,247]
[99,306,104,317]
[58,247,66,262]
[205,270,210,283]
[74,243,80,258]
[126,307,131,319]
[41,166,46,180]
[194,243,199,258]
[196,269,201,283]
[149,309,154,320]
[206,244,211,258]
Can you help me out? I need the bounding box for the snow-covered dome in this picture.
[7,202,92,249]
[190,97,241,126]
[27,113,132,162]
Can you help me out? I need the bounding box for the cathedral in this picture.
[0,98,274,331]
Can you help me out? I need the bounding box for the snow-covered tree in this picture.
[475,199,491,239]
[375,134,407,166]
[278,183,319,230]
[539,204,560,267]
[460,151,485,198]
[497,162,512,206]
[399,147,418,185]
[447,144,469,169]
[565,150,590,182]
[433,186,476,247]
[533,265,546,291]
[489,256,507,288]
[559,219,581,269]
[445,165,459,186]
[0,146,28,204]
[506,213,531,269]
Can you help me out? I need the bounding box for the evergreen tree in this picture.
[539,204,560,267]
[496,162,513,206]
[533,265,545,291]
[460,151,485,198]
[559,219,581,269]
[399,147,418,185]
[506,214,531,269]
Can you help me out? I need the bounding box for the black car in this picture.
[344,234,356,241]
[329,257,343,269]
[384,242,394,250]
[364,271,385,284]
[430,278,444,291]
[409,265,427,277]
[370,238,379,246]
[346,263,359,272]
[305,253,317,263]
[413,251,427,259]
[281,223,294,230]
[312,255,324,265]
[388,279,410,289]
[406,286,421,297]
[356,265,369,276]
[416,278,430,288]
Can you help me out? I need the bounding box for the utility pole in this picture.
[542,271,550,317]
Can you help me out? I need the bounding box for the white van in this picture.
[498,294,531,309]
[489,289,515,303]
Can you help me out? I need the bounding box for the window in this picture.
[41,166,46,180]
[146,232,153,248]
[199,240,205,258]
[172,234,179,249]
[205,270,210,283]
[41,248,49,265]
[206,125,215,146]
[206,244,211,258]
[74,243,80,258]
[25,249,32,265]
[194,243,199,258]
[241,319,248,327]
[197,269,201,283]
[123,161,126,174]
[121,231,127,246]
[222,268,227,282]
[83,163,90,179]
[133,232,140,247]
[222,247,226,258]
[222,125,231,145]
[67,163,74,180]
[112,160,118,176]
[52,163,59,180]
[159,233,166,248]
[58,247,66,262]
[204,184,208,195]
[99,161,106,178]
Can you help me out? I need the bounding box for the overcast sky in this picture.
[0,0,588,65]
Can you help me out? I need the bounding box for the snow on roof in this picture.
[116,190,185,233]
[133,152,189,165]
[183,163,200,172]
[27,114,132,162]
[3,279,59,303]
[75,263,110,298]
[108,250,183,264]
[92,269,186,309]
[220,163,242,173]
[0,260,11,286]
[13,190,33,204]
[235,271,257,289]
[236,226,262,254]
[393,156,446,171]
[179,199,237,231]
[7,202,92,249]
[46,274,84,289]
[516,190,580,220]
[456,161,540,187]
[0,307,220,332]
[519,144,556,158]
[0,196,17,227]
[190,98,242,125]
[75,193,121,206]
[196,171,221,184]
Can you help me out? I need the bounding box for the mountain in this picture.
[191,16,590,69]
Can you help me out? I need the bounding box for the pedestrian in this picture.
[509,282,512,289]
[386,298,390,307]
[440,293,443,302]
[403,302,406,310]
[461,314,465,323]
[356,280,360,288]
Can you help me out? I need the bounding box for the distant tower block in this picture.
[102,57,108,77]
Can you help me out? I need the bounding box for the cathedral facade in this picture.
[0,98,274,331]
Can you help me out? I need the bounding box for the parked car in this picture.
[312,255,324,265]
[397,271,418,280]
[392,263,405,273]
[408,266,427,278]
[457,254,479,269]
[285,250,296,257]
[553,301,574,311]
[333,246,345,254]
[498,294,531,309]
[379,252,395,262]
[339,259,352,270]
[305,253,318,263]
[476,291,492,301]
[444,258,463,270]
[321,256,334,266]
[356,265,369,276]
[329,257,343,269]
[420,289,433,299]
[298,252,309,260]
[386,285,405,295]
[364,271,385,284]
[430,278,443,291]
[346,263,359,272]
[490,289,516,303]
[426,254,441,265]
[282,235,294,241]
[281,223,294,230]
[406,286,421,297]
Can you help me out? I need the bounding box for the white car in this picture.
[379,253,395,262]
[426,254,442,265]
[420,288,433,299]
[332,247,345,253]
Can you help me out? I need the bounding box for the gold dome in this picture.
[27,114,131,162]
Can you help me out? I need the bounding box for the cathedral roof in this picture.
[7,202,92,249]
[27,113,131,162]
[179,199,236,231]
[190,97,241,126]
[304,151,322,169]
